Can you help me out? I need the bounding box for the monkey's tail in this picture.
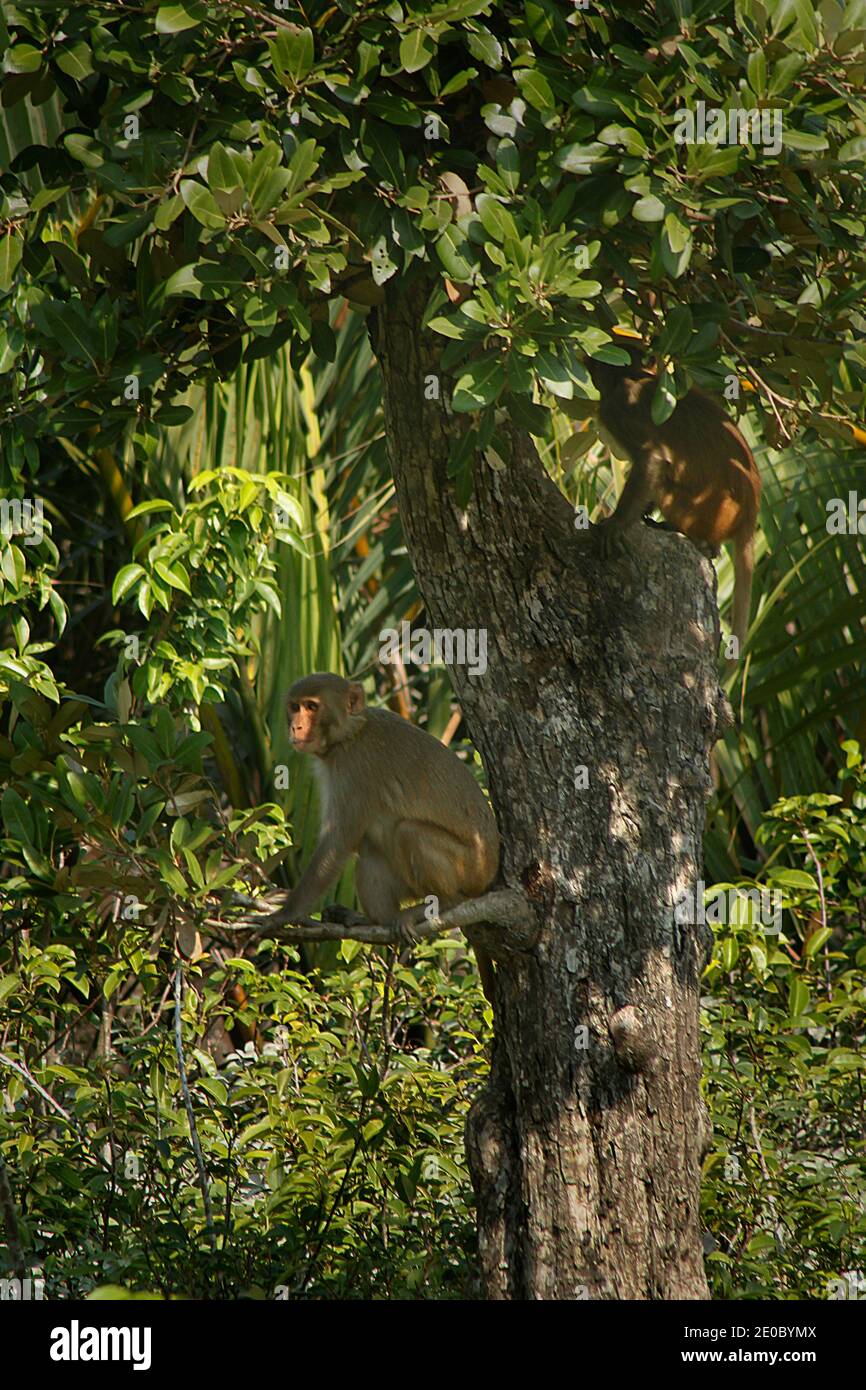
[731,529,756,649]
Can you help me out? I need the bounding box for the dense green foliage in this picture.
[4,930,488,1299]
[2,716,862,1298]
[702,743,866,1299]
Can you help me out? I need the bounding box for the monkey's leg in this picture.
[596,446,664,557]
[642,516,719,557]
[391,823,497,1002]
[355,845,407,926]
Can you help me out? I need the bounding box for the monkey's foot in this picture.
[692,540,720,560]
[322,903,369,927]
[594,517,630,559]
[392,905,429,946]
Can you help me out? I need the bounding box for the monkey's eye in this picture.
[303,700,318,713]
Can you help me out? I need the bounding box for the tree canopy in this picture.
[3,0,865,472]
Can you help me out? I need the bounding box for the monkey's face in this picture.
[288,696,326,756]
[287,677,365,758]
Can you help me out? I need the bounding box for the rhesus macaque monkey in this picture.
[587,353,761,648]
[278,673,500,996]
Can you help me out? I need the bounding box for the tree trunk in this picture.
[373,277,726,1300]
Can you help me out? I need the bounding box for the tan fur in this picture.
[589,358,761,647]
[282,675,500,992]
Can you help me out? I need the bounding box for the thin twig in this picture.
[799,826,832,1000]
[173,967,217,1256]
[0,1151,26,1280]
[719,331,796,440]
[0,1053,74,1123]
[748,1103,784,1248]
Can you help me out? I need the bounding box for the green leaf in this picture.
[769,868,819,890]
[29,185,70,213]
[198,1076,227,1105]
[157,853,188,895]
[439,67,478,98]
[495,139,520,193]
[767,52,805,94]
[788,977,810,1019]
[2,787,34,844]
[452,355,505,411]
[112,564,146,603]
[400,29,436,73]
[535,349,573,398]
[838,136,866,163]
[179,180,226,230]
[660,218,692,278]
[370,235,398,285]
[126,499,175,520]
[467,28,502,68]
[651,373,677,425]
[435,225,476,282]
[363,124,405,190]
[632,195,665,222]
[804,926,832,957]
[269,27,314,85]
[0,233,23,291]
[154,561,191,594]
[156,4,205,34]
[475,193,519,243]
[746,49,767,96]
[781,130,829,151]
[664,211,689,254]
[555,143,610,176]
[515,67,555,111]
[163,264,204,298]
[55,43,93,81]
[428,315,468,340]
[657,305,692,356]
[5,44,41,73]
[153,194,185,231]
[207,143,242,194]
[285,138,322,196]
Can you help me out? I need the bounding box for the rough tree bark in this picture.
[373,275,729,1300]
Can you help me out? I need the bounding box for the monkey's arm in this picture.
[276,831,355,924]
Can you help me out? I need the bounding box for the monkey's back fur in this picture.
[596,368,761,548]
[320,705,499,898]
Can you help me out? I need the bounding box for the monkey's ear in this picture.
[346,682,366,714]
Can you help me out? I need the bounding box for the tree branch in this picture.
[208,888,536,955]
